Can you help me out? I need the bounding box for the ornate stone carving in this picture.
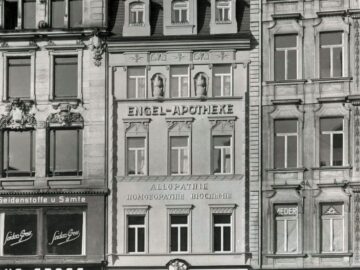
[208,116,237,131]
[47,103,83,127]
[151,73,165,98]
[166,118,194,132]
[124,206,149,215]
[150,52,167,62]
[194,72,208,97]
[0,99,36,129]
[90,33,106,67]
[166,259,190,270]
[193,51,209,61]
[130,53,144,63]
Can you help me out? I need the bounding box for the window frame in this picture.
[212,135,233,175]
[215,0,231,23]
[274,34,298,81]
[48,0,83,29]
[2,0,37,30]
[123,0,151,36]
[172,0,189,24]
[169,214,189,253]
[212,64,233,97]
[2,52,35,101]
[170,65,190,98]
[319,31,344,78]
[49,51,82,101]
[129,2,145,25]
[169,136,190,176]
[126,136,147,176]
[126,66,147,99]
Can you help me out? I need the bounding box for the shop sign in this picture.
[0,196,86,205]
[275,205,298,216]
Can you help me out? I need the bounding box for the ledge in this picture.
[271,13,302,20]
[347,95,360,105]
[116,174,244,182]
[0,44,38,51]
[317,96,347,103]
[265,253,307,258]
[312,166,352,170]
[265,79,307,85]
[116,96,243,102]
[267,167,306,172]
[311,252,352,257]
[271,184,302,190]
[349,9,360,18]
[317,181,348,188]
[271,99,302,105]
[311,77,352,83]
[317,10,347,17]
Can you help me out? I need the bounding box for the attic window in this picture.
[216,0,231,23]
[130,2,145,25]
[172,0,189,24]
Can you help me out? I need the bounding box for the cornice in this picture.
[116,174,244,182]
[317,10,347,17]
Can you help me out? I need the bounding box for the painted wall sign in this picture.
[0,196,86,205]
[128,104,234,117]
[275,206,298,216]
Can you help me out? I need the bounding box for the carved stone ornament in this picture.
[47,103,83,127]
[166,259,190,270]
[0,99,36,129]
[195,72,208,97]
[151,73,165,98]
[208,116,237,131]
[166,117,194,132]
[90,33,106,67]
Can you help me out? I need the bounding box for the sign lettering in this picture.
[48,229,81,246]
[0,196,86,205]
[276,207,298,216]
[3,230,33,246]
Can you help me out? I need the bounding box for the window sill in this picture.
[215,21,232,24]
[312,166,351,170]
[118,96,243,102]
[265,79,307,85]
[311,77,352,83]
[266,167,306,173]
[271,98,302,105]
[311,252,352,257]
[265,253,307,258]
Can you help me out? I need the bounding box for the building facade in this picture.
[262,0,360,269]
[106,1,256,270]
[0,1,108,269]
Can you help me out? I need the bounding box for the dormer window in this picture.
[130,2,145,25]
[172,0,189,24]
[216,0,231,23]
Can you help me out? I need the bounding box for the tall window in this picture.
[127,67,146,98]
[48,129,82,176]
[7,57,31,99]
[53,56,78,99]
[1,130,35,177]
[170,137,189,175]
[127,215,145,253]
[321,203,344,253]
[51,0,83,28]
[213,135,232,174]
[274,35,297,81]
[213,214,232,252]
[320,32,343,78]
[274,120,297,168]
[127,137,146,176]
[170,66,189,97]
[275,205,298,254]
[4,0,36,30]
[130,3,145,25]
[320,118,343,166]
[170,215,188,253]
[216,0,231,22]
[172,0,189,23]
[213,65,232,97]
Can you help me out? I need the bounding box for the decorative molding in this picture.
[0,42,38,52]
[316,10,347,17]
[193,51,210,61]
[46,103,83,127]
[44,41,86,50]
[129,53,144,63]
[89,33,106,67]
[271,13,302,20]
[166,259,190,270]
[0,99,36,129]
[124,205,150,215]
[150,52,167,62]
[166,117,194,132]
[209,204,237,213]
[123,118,151,133]
[166,204,193,215]
[208,116,237,131]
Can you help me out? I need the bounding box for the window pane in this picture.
[274,50,285,81]
[223,226,231,251]
[171,227,178,251]
[8,58,31,98]
[224,147,231,173]
[3,214,37,255]
[320,47,331,78]
[213,226,221,251]
[69,0,82,28]
[46,213,83,255]
[275,136,285,168]
[276,220,285,253]
[320,32,342,46]
[128,227,135,252]
[275,35,297,48]
[213,75,221,97]
[333,133,343,166]
[23,0,36,29]
[128,216,144,225]
[287,50,297,80]
[51,0,65,28]
[54,56,78,98]
[287,220,297,252]
[128,137,145,148]
[275,119,297,133]
[224,75,231,96]
[138,227,145,252]
[214,136,231,147]
[214,65,231,74]
[214,214,231,224]
[180,227,188,251]
[4,0,18,30]
[321,118,343,132]
[322,219,331,252]
[213,148,221,174]
[7,131,32,174]
[171,149,179,174]
[287,135,297,168]
[320,133,330,166]
[171,215,187,224]
[333,219,344,252]
[333,47,342,77]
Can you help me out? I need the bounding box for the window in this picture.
[46,211,85,255]
[53,56,78,99]
[213,214,232,252]
[170,66,189,98]
[274,120,297,168]
[7,57,31,99]
[320,32,343,78]
[48,129,82,176]
[4,0,36,30]
[127,67,146,98]
[1,130,35,177]
[170,137,189,175]
[127,137,146,176]
[213,135,232,174]
[275,205,298,254]
[127,215,145,253]
[320,118,343,166]
[213,65,232,97]
[321,203,344,253]
[130,3,145,25]
[216,0,231,22]
[172,0,189,23]
[170,215,188,252]
[51,0,83,28]
[274,35,297,81]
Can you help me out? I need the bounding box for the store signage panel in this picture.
[3,214,37,255]
[46,213,83,255]
[0,196,86,205]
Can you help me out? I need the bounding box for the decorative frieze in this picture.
[0,99,36,129]
[47,103,83,127]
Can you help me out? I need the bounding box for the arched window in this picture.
[129,2,145,25]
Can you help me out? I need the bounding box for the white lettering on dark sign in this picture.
[0,196,86,205]
[3,230,33,246]
[276,207,298,216]
[48,229,81,246]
